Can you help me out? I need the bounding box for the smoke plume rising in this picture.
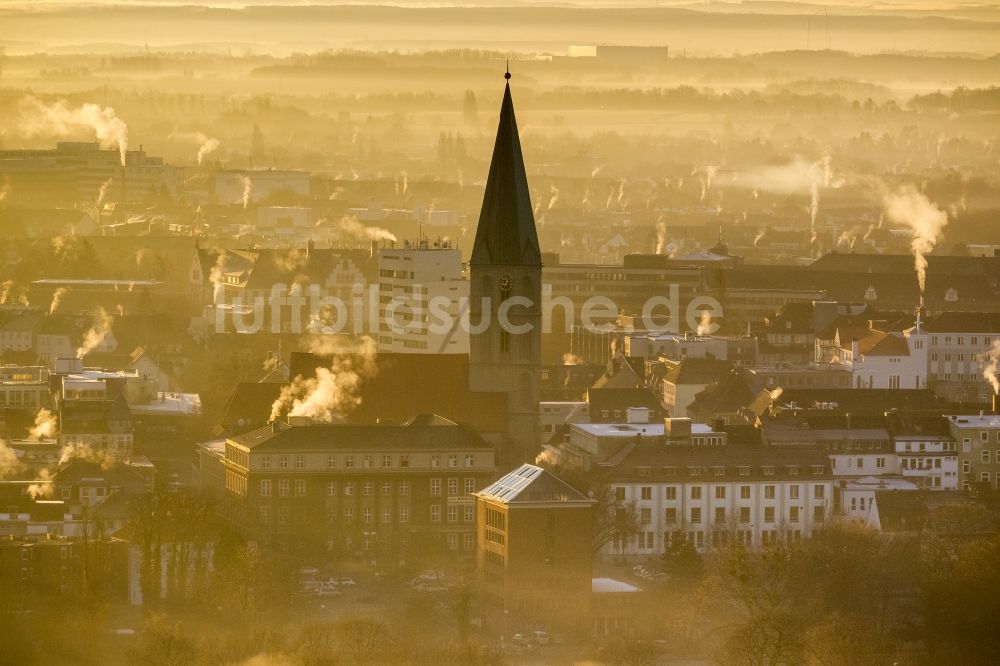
[981,339,1000,395]
[0,439,19,479]
[169,130,221,165]
[20,96,129,165]
[270,336,378,423]
[27,469,54,499]
[209,252,229,305]
[76,307,113,358]
[881,184,948,293]
[696,309,714,336]
[338,216,397,243]
[28,408,57,441]
[240,176,253,208]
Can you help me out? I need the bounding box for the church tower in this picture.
[469,71,542,463]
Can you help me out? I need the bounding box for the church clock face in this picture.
[499,274,513,298]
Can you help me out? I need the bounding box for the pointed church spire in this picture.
[471,71,541,267]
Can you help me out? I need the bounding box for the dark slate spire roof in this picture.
[471,80,541,268]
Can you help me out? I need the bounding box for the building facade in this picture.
[475,464,593,635]
[603,443,835,556]
[221,418,497,560]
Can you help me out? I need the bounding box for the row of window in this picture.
[621,483,827,502]
[261,478,416,498]
[258,452,476,470]
[656,504,825,527]
[262,503,477,525]
[635,464,825,478]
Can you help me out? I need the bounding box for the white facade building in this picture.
[839,476,918,529]
[830,326,928,390]
[894,434,959,490]
[604,444,835,556]
[377,246,469,354]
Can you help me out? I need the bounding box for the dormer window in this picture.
[787,465,799,476]
[762,465,775,476]
[712,466,725,476]
[944,288,958,302]
[688,466,703,477]
[662,466,677,477]
[738,466,751,476]
[864,286,877,301]
[811,465,825,475]
[637,466,651,478]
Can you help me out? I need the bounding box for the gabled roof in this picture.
[470,81,541,268]
[475,463,591,506]
[843,330,911,357]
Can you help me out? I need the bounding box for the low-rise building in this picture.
[474,464,593,636]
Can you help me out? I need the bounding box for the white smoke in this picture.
[338,216,397,243]
[27,469,54,500]
[547,184,560,211]
[882,184,949,293]
[655,221,668,255]
[753,228,767,247]
[696,309,715,336]
[19,96,129,165]
[28,408,57,441]
[76,307,113,358]
[169,130,220,165]
[209,252,229,305]
[59,442,116,469]
[240,176,253,209]
[0,439,19,479]
[270,336,378,423]
[562,353,583,366]
[980,339,1000,395]
[95,178,113,211]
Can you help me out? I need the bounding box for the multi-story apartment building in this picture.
[221,416,497,560]
[892,432,958,490]
[923,312,1000,404]
[602,442,834,556]
[947,413,1000,491]
[475,464,593,634]
[377,244,469,354]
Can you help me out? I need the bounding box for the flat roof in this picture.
[948,414,1000,429]
[592,578,641,594]
[572,422,715,438]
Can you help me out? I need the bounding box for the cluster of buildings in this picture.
[0,76,998,640]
